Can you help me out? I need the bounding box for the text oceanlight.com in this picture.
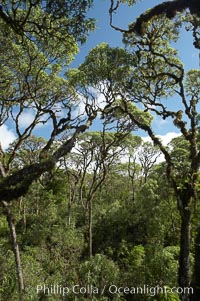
[36,284,193,297]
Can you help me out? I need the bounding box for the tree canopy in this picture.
[0,1,200,301]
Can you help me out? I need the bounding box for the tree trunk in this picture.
[178,203,191,301]
[131,177,135,202]
[67,186,72,226]
[190,226,200,301]
[2,201,24,301]
[67,199,72,227]
[88,198,93,257]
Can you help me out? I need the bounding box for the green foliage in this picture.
[168,136,190,180]
[0,135,196,300]
[147,288,181,301]
[0,2,199,300]
[119,0,138,6]
[77,254,122,301]
[0,250,18,301]
[185,69,200,97]
[80,254,119,286]
[0,0,95,52]
[81,43,133,80]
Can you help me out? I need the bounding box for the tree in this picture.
[0,2,96,299]
[64,130,136,257]
[119,136,142,202]
[77,14,199,299]
[0,0,96,203]
[121,16,199,300]
[138,142,161,184]
[0,0,95,46]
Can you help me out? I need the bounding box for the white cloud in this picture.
[142,132,181,163]
[142,132,181,146]
[158,132,181,145]
[141,136,152,144]
[18,111,35,128]
[0,125,16,149]
[18,110,51,129]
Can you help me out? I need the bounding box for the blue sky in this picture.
[73,0,164,66]
[74,0,199,68]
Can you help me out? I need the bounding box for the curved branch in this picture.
[133,0,189,35]
[109,0,200,49]
[0,114,96,203]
